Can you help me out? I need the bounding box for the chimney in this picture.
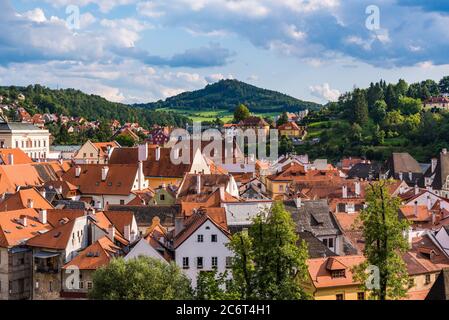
[8,153,13,165]
[431,158,438,173]
[342,185,348,199]
[75,166,81,177]
[27,199,34,209]
[174,215,184,236]
[294,197,302,208]
[432,212,436,226]
[399,185,405,195]
[443,148,448,155]
[219,186,225,202]
[414,184,419,195]
[408,171,413,181]
[107,225,115,241]
[414,201,419,217]
[40,189,46,199]
[399,172,403,181]
[427,196,432,210]
[124,225,131,241]
[19,215,27,227]
[196,174,201,195]
[57,185,63,195]
[138,161,144,190]
[355,181,361,197]
[39,209,47,224]
[58,157,63,165]
[101,166,109,181]
[155,146,161,161]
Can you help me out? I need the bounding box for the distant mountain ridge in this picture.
[134,79,322,113]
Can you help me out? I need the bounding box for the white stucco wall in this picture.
[175,219,232,288]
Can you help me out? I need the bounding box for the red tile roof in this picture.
[0,188,53,211]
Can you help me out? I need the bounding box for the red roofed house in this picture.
[0,208,51,300]
[173,209,232,288]
[73,140,120,164]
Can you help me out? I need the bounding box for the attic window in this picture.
[54,232,62,238]
[95,182,100,186]
[331,270,346,278]
[117,182,122,187]
[108,182,113,187]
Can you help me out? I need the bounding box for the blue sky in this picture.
[1,0,449,104]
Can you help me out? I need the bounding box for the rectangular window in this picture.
[120,200,125,205]
[336,294,344,301]
[226,257,232,269]
[197,257,203,269]
[197,234,204,243]
[160,194,165,201]
[49,281,53,292]
[279,185,284,192]
[212,257,218,268]
[211,234,218,242]
[332,270,346,278]
[79,281,84,289]
[87,282,93,290]
[425,274,431,285]
[357,292,365,300]
[182,257,189,269]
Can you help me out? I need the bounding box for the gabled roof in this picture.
[0,208,51,248]
[62,164,138,196]
[298,231,337,259]
[0,188,53,211]
[63,236,121,270]
[307,255,365,289]
[103,211,134,236]
[173,209,230,249]
[26,218,78,250]
[0,148,32,165]
[46,209,85,228]
[177,173,235,200]
[106,204,179,227]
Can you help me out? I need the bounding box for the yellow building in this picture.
[305,256,368,300]
[277,122,306,138]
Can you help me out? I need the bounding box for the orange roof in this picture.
[174,209,230,249]
[0,208,51,248]
[400,205,432,223]
[404,234,449,275]
[180,188,239,216]
[26,218,78,250]
[277,122,301,131]
[103,211,134,236]
[89,211,129,245]
[0,148,32,165]
[92,141,120,158]
[0,188,53,211]
[62,164,139,196]
[63,236,120,270]
[0,164,43,194]
[307,255,365,289]
[46,209,85,228]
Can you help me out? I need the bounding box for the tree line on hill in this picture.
[297,76,449,162]
[0,85,190,128]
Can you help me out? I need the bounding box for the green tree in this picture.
[352,89,369,125]
[353,181,410,300]
[370,100,387,124]
[195,270,238,300]
[279,135,294,155]
[277,112,289,126]
[439,76,449,94]
[228,202,310,300]
[372,125,385,145]
[233,104,250,122]
[385,84,398,110]
[89,257,193,300]
[398,96,422,115]
[115,135,136,147]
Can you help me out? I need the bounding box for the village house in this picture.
[73,140,120,164]
[238,116,270,135]
[384,152,423,186]
[423,96,449,110]
[173,208,232,288]
[277,122,306,139]
[0,148,32,165]
[0,208,51,300]
[284,199,344,255]
[0,115,50,160]
[304,255,366,300]
[420,148,449,198]
[62,163,150,209]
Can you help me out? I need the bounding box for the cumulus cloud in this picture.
[310,83,341,102]
[205,73,234,83]
[116,43,234,68]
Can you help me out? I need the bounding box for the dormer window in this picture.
[331,270,346,278]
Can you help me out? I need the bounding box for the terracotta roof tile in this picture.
[0,188,53,211]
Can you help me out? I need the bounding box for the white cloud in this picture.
[23,8,47,23]
[310,83,341,102]
[205,73,234,83]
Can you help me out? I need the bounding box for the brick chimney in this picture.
[75,166,81,177]
[8,153,13,165]
[342,185,348,199]
[39,209,47,224]
[101,166,109,181]
[107,225,115,241]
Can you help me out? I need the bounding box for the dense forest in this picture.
[135,79,322,113]
[0,85,190,128]
[296,76,449,162]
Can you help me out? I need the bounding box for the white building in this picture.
[174,211,232,288]
[0,115,50,159]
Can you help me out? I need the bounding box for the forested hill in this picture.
[0,85,189,128]
[134,79,322,113]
